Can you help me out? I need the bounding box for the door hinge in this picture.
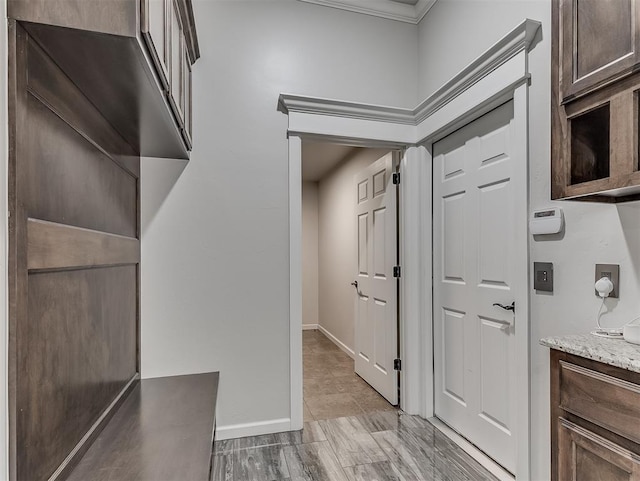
[394,359,401,371]
[392,172,400,185]
[393,265,401,278]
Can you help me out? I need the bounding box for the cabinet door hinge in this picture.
[394,359,401,371]
[393,266,401,278]
[392,172,400,185]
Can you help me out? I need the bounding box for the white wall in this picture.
[318,148,389,351]
[141,0,418,434]
[302,181,319,327]
[419,2,640,479]
[1,1,8,478]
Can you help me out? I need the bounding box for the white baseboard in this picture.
[302,324,318,330]
[215,418,292,440]
[428,417,514,481]
[318,325,355,359]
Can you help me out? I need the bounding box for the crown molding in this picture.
[277,94,415,124]
[414,18,541,122]
[297,0,437,24]
[279,19,542,125]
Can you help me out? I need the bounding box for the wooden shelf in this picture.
[569,103,610,185]
[66,373,219,481]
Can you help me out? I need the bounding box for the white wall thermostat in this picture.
[529,208,564,235]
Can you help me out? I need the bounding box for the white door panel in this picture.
[354,153,398,405]
[433,101,518,473]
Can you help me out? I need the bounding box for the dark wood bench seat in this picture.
[66,372,219,481]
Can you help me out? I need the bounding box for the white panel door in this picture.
[433,101,519,473]
[354,153,398,405]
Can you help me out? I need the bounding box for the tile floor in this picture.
[211,330,500,481]
[302,330,397,421]
[212,410,499,480]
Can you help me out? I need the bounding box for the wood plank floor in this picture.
[212,331,499,481]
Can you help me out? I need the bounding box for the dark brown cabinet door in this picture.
[141,0,170,90]
[143,0,197,151]
[551,0,640,202]
[560,0,640,102]
[182,42,192,148]
[169,0,184,128]
[558,418,640,481]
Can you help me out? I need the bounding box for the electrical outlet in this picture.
[595,264,619,298]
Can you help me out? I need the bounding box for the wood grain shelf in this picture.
[7,0,200,477]
[66,373,219,481]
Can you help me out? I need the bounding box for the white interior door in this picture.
[433,101,520,473]
[354,152,398,405]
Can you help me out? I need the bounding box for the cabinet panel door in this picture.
[558,418,640,481]
[182,43,192,148]
[142,0,170,89]
[559,359,640,444]
[560,0,640,101]
[169,0,184,128]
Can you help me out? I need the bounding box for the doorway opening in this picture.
[300,140,401,422]
[282,19,538,478]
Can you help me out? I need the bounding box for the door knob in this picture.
[351,281,358,289]
[492,301,515,312]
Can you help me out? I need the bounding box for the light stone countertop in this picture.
[540,334,640,374]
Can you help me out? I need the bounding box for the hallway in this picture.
[211,330,500,480]
[302,330,396,421]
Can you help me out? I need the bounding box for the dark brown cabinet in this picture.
[559,0,640,102]
[551,351,640,481]
[552,0,640,201]
[169,0,184,126]
[142,0,170,90]
[142,0,195,149]
[182,41,193,148]
[558,419,640,481]
[7,1,200,480]
[9,0,199,160]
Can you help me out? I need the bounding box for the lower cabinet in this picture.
[558,419,640,481]
[551,351,640,481]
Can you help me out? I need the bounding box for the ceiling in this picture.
[298,0,436,24]
[302,142,358,182]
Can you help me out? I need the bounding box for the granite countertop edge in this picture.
[540,334,640,374]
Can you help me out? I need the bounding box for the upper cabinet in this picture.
[168,0,185,128]
[559,0,640,102]
[182,41,194,148]
[141,0,197,151]
[552,0,640,201]
[142,0,171,90]
[8,0,200,159]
